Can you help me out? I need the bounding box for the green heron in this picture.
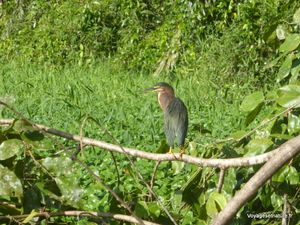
[145,82,188,153]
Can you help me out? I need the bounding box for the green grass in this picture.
[0,61,253,148]
[0,60,283,223]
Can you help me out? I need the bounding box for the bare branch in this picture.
[217,169,226,193]
[211,134,300,225]
[0,211,161,225]
[0,119,279,168]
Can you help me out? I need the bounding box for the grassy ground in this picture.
[0,61,254,149]
[0,61,259,210]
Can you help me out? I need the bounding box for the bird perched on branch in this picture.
[145,82,188,154]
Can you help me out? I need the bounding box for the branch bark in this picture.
[0,211,160,225]
[211,134,300,225]
[0,119,279,168]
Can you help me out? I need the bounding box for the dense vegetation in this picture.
[0,0,300,224]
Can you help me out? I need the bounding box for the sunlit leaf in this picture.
[279,34,300,52]
[230,130,247,140]
[279,84,300,93]
[272,165,289,182]
[206,194,218,218]
[286,166,299,185]
[271,192,282,208]
[172,161,185,175]
[206,192,227,218]
[0,139,23,160]
[245,138,273,156]
[13,119,34,133]
[293,7,300,25]
[148,202,161,218]
[277,91,300,108]
[240,91,264,112]
[288,113,300,134]
[276,55,293,82]
[210,192,227,209]
[0,165,23,198]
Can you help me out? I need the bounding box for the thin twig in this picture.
[149,161,161,201]
[282,193,288,225]
[217,168,226,193]
[0,211,160,225]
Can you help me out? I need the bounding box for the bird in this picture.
[145,82,188,154]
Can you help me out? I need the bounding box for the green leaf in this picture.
[272,165,289,182]
[293,7,300,25]
[245,103,263,126]
[206,192,227,218]
[279,34,300,52]
[277,91,300,108]
[288,113,300,134]
[147,202,161,218]
[134,201,149,218]
[279,84,300,93]
[210,192,227,209]
[0,139,23,160]
[245,138,273,156]
[172,161,185,175]
[230,130,247,140]
[0,165,23,198]
[276,55,293,82]
[172,190,183,211]
[240,91,264,112]
[13,119,34,133]
[286,166,299,185]
[206,195,218,218]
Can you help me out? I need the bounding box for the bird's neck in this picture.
[158,92,175,111]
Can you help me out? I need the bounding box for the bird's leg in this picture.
[168,147,174,154]
[179,147,185,157]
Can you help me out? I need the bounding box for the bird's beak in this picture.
[144,87,156,93]
[144,86,161,93]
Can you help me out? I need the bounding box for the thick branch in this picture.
[0,211,160,225]
[211,134,300,225]
[0,119,280,168]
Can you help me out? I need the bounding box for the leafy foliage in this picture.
[1,1,300,224]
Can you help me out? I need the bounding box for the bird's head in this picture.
[144,82,174,96]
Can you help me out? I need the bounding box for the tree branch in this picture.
[211,134,300,225]
[217,168,226,193]
[0,211,161,225]
[0,119,280,168]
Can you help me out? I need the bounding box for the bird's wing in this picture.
[165,98,188,147]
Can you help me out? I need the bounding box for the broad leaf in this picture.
[279,34,300,52]
[0,139,23,160]
[288,113,300,134]
[245,138,273,156]
[277,91,300,108]
[206,192,227,218]
[240,91,264,112]
[294,8,300,25]
[276,55,293,82]
[279,84,300,93]
[0,165,23,198]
